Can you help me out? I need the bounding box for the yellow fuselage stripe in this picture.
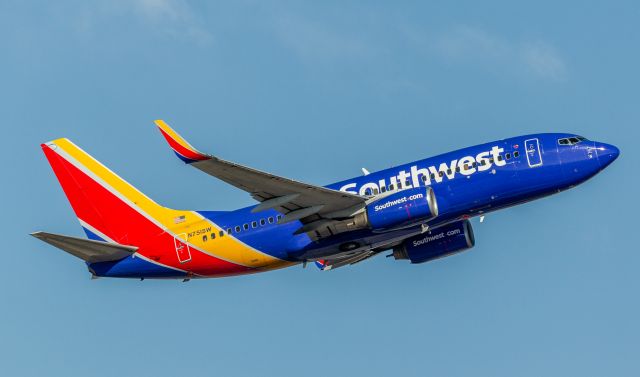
[53,138,293,269]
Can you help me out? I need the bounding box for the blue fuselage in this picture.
[197,133,619,262]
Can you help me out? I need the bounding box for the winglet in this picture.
[315,259,331,271]
[154,120,210,164]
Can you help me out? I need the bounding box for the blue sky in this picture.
[2,1,639,376]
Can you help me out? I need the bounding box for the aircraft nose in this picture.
[594,142,620,168]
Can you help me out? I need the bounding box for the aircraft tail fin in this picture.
[40,138,192,245]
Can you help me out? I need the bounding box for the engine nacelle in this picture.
[393,220,475,264]
[359,187,438,230]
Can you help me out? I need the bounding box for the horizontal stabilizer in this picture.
[31,231,138,263]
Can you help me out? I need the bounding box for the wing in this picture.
[154,120,368,233]
[31,231,137,263]
[315,249,384,271]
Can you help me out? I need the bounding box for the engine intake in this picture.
[393,220,475,264]
[354,187,438,230]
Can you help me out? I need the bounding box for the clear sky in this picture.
[2,1,638,376]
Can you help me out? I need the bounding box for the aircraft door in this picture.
[174,234,192,263]
[524,138,543,167]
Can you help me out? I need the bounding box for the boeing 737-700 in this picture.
[31,121,619,280]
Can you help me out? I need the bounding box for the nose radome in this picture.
[595,142,620,168]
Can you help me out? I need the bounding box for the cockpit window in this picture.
[558,136,586,146]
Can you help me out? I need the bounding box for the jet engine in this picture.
[393,220,475,264]
[351,187,438,230]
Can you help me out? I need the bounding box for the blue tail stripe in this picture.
[82,227,105,241]
[90,256,187,278]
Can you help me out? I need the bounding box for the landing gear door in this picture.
[174,234,192,264]
[524,138,543,167]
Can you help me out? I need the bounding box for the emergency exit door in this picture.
[174,234,192,264]
[524,138,543,167]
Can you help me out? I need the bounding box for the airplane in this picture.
[31,121,619,280]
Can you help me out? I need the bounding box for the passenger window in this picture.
[219,230,225,237]
[373,188,379,195]
[202,235,208,242]
[497,155,503,161]
[235,226,241,233]
[439,171,444,177]
[243,224,249,230]
[251,221,257,228]
[227,228,232,234]
[489,158,494,164]
[211,233,216,240]
[430,173,435,179]
[506,153,511,160]
[455,167,460,172]
[421,175,427,182]
[381,186,386,193]
[481,160,486,166]
[473,162,477,167]
[268,217,274,224]
[446,169,452,175]
[276,215,282,221]
[514,151,520,158]
[389,184,395,190]
[260,219,266,226]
